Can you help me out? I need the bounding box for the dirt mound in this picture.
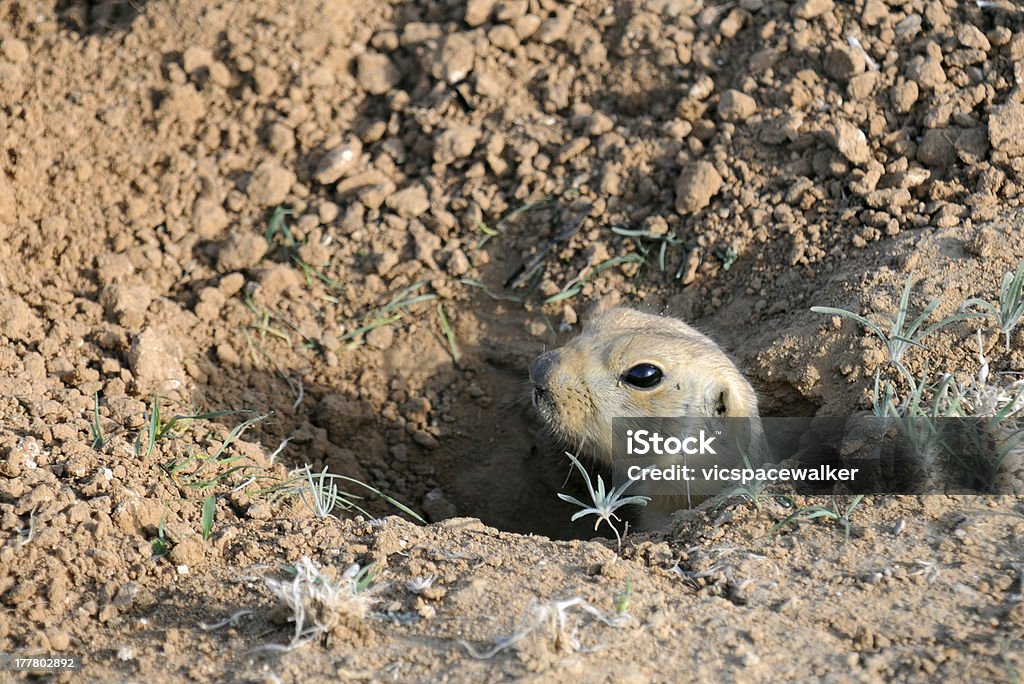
[1,0,1023,679]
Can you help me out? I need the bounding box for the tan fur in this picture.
[530,307,762,520]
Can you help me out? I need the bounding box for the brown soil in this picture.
[1,0,1023,680]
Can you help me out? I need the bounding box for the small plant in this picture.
[339,279,437,349]
[265,205,345,289]
[557,452,650,551]
[613,579,633,615]
[14,507,37,551]
[460,596,628,660]
[90,391,105,450]
[771,494,865,541]
[263,557,383,650]
[960,257,1024,351]
[282,464,425,523]
[811,273,969,382]
[544,253,645,304]
[406,575,436,594]
[135,396,258,461]
[158,411,269,491]
[201,494,216,541]
[611,225,683,273]
[151,514,168,557]
[716,245,740,271]
[714,449,767,511]
[436,302,461,364]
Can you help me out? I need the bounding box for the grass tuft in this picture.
[263,557,383,650]
[960,257,1024,351]
[277,464,425,524]
[811,272,970,383]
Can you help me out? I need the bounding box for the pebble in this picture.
[434,125,481,164]
[432,33,475,84]
[356,52,400,94]
[247,160,296,206]
[128,327,186,396]
[217,232,268,271]
[675,161,723,214]
[833,120,872,164]
[988,103,1024,157]
[718,90,757,121]
[386,184,431,218]
[314,138,363,184]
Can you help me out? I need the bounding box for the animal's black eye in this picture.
[622,363,663,389]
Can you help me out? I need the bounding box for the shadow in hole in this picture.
[55,0,148,34]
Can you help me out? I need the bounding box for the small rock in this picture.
[584,112,614,136]
[422,488,457,522]
[488,25,520,50]
[168,535,206,568]
[366,325,395,350]
[0,296,42,343]
[917,128,956,167]
[447,249,471,276]
[386,184,431,218]
[680,249,702,285]
[675,161,723,214]
[965,227,996,258]
[865,188,911,210]
[536,8,573,43]
[252,66,279,95]
[374,250,400,276]
[988,103,1024,157]
[100,284,155,329]
[128,327,187,396]
[791,0,833,20]
[182,46,214,74]
[431,33,475,84]
[192,199,229,239]
[219,272,246,296]
[217,232,268,271]
[556,137,590,163]
[956,24,990,51]
[759,112,803,144]
[824,43,865,82]
[464,0,496,26]
[356,52,400,95]
[434,125,481,164]
[409,220,441,270]
[890,79,918,114]
[247,160,296,206]
[718,90,757,122]
[266,122,294,153]
[906,55,945,90]
[315,138,363,185]
[194,287,226,321]
[833,121,872,164]
[956,127,989,164]
[209,62,232,88]
[159,84,205,125]
[3,38,29,63]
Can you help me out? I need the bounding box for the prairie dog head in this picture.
[529,307,759,462]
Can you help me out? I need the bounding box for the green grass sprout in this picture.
[961,257,1024,351]
[436,302,461,364]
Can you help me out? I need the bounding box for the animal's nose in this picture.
[529,350,559,387]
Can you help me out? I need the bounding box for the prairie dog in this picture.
[530,307,762,517]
